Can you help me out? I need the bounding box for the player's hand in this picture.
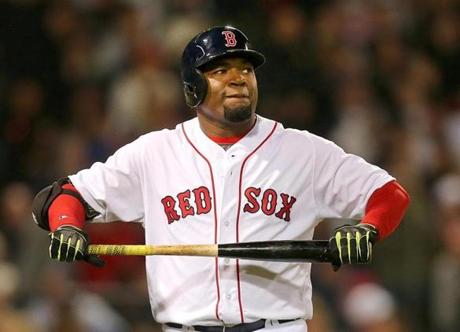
[329,223,378,271]
[49,225,105,267]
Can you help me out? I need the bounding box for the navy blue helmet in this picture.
[181,26,265,108]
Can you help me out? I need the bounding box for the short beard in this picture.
[223,105,252,123]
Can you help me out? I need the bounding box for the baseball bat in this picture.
[87,240,332,263]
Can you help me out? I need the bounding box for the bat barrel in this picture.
[218,240,331,263]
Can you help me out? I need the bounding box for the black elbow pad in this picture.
[31,178,98,231]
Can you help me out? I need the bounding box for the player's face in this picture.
[199,57,258,129]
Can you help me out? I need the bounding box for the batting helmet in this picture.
[181,26,266,108]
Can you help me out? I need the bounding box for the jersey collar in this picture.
[181,115,279,158]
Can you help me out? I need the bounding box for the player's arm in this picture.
[329,180,410,270]
[32,178,104,267]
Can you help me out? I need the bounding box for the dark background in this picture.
[0,1,459,331]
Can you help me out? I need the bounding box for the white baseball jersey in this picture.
[69,115,393,329]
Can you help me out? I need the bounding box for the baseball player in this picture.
[32,26,410,332]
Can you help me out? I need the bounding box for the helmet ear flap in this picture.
[183,69,208,108]
[183,83,198,108]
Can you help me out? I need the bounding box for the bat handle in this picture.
[218,240,332,263]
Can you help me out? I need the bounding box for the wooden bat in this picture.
[88,240,332,263]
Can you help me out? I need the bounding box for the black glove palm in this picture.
[329,223,378,271]
[49,225,105,267]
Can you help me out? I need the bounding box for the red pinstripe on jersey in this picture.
[181,123,222,321]
[235,121,278,323]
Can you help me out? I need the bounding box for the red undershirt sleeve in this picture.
[48,183,86,231]
[361,180,410,241]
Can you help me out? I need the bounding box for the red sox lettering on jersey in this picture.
[161,186,297,224]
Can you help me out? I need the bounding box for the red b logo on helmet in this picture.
[222,31,237,47]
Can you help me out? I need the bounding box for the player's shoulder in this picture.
[109,124,186,159]
[273,121,318,142]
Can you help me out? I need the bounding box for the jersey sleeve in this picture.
[69,139,144,224]
[310,134,394,220]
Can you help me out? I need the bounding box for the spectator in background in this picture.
[1,79,46,182]
[107,59,184,141]
[331,78,385,163]
[26,265,129,332]
[441,89,460,169]
[430,174,460,332]
[0,182,35,260]
[0,244,33,332]
[0,182,50,300]
[342,282,407,332]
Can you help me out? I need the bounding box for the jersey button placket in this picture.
[216,152,242,323]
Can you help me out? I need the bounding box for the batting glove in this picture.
[49,225,105,267]
[329,223,378,271]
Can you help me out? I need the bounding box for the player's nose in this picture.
[228,68,246,86]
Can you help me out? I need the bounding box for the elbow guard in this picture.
[31,178,99,231]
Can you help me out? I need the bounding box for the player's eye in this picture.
[242,67,253,74]
[213,68,227,75]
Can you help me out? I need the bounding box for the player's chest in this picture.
[150,152,314,226]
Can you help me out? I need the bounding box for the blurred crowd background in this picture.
[0,0,459,331]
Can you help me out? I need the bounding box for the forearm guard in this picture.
[31,178,99,231]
